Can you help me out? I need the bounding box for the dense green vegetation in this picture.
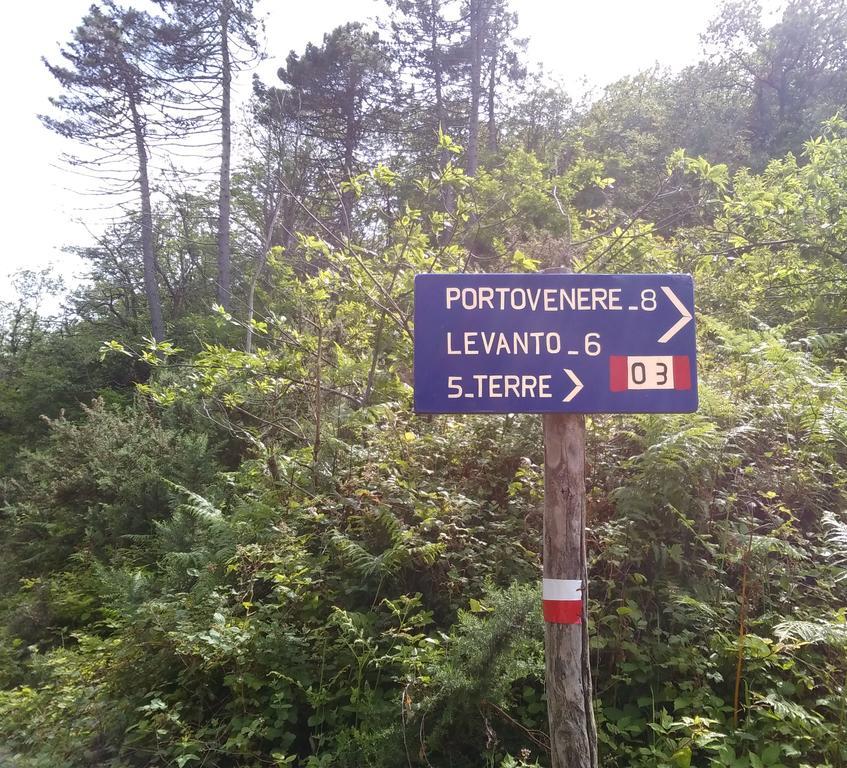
[2,0,847,765]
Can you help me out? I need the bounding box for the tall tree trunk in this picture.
[217,0,233,311]
[340,90,357,236]
[431,0,457,217]
[244,248,266,354]
[245,195,284,353]
[431,0,447,158]
[362,258,402,407]
[312,322,323,480]
[486,39,498,153]
[466,0,484,176]
[130,98,165,342]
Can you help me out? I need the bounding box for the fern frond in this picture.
[165,480,225,525]
[749,534,806,560]
[674,594,721,622]
[823,511,847,575]
[773,620,847,647]
[331,529,400,578]
[754,692,823,726]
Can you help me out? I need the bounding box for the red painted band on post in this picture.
[672,355,691,390]
[609,355,628,391]
[543,600,582,624]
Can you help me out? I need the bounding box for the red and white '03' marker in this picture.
[542,578,583,624]
[609,355,692,392]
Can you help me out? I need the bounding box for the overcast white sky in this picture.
[0,0,733,300]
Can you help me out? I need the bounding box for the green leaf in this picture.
[672,745,692,768]
[468,598,491,613]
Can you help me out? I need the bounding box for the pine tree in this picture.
[275,23,397,234]
[385,0,467,169]
[42,2,192,342]
[464,0,524,174]
[386,0,524,175]
[155,0,261,312]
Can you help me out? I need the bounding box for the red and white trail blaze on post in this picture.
[542,578,583,624]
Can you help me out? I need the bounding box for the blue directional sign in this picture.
[413,273,697,414]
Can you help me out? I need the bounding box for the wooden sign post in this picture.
[541,260,597,767]
[542,412,597,767]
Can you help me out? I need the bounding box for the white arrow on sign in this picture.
[562,368,584,403]
[657,286,693,343]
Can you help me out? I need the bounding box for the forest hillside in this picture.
[2,1,847,766]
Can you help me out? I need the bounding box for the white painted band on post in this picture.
[542,578,582,601]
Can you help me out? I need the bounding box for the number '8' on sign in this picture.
[610,355,692,392]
